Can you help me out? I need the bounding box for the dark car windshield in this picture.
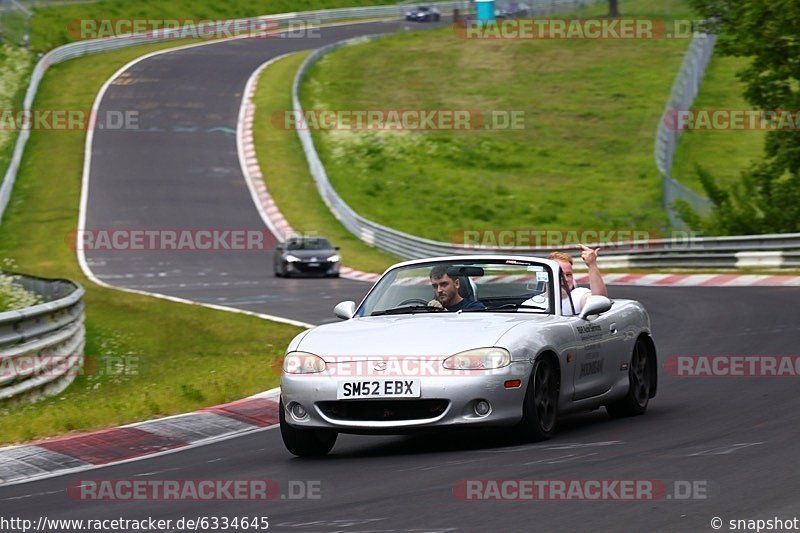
[286,238,333,251]
[356,259,555,316]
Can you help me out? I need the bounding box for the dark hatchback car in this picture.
[273,236,341,278]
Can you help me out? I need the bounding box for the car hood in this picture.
[294,313,553,361]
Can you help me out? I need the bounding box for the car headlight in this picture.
[443,347,511,370]
[284,254,300,262]
[327,254,340,263]
[283,351,326,374]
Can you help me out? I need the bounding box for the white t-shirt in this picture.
[562,286,591,315]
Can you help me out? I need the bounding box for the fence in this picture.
[0,0,32,47]
[293,31,800,266]
[655,32,717,227]
[0,273,85,403]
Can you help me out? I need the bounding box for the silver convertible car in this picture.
[279,255,657,456]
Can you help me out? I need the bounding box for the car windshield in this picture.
[286,238,332,251]
[356,258,555,316]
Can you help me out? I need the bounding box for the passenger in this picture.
[551,244,607,315]
[427,265,485,311]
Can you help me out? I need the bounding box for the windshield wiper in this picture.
[371,305,442,316]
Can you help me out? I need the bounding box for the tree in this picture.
[607,0,620,17]
[677,0,800,234]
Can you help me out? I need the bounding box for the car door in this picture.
[570,312,620,401]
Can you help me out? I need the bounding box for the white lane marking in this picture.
[542,440,623,450]
[395,458,484,473]
[687,442,764,456]
[479,440,623,453]
[0,489,63,502]
[523,452,598,465]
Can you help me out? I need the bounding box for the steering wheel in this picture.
[398,298,431,306]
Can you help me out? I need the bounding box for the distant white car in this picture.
[405,5,441,22]
[279,255,657,456]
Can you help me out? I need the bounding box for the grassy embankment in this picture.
[301,0,698,241]
[670,56,766,194]
[0,39,305,445]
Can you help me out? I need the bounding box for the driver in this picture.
[427,265,485,311]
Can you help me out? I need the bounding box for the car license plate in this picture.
[337,380,421,399]
[308,262,320,267]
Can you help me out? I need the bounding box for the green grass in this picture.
[301,0,695,241]
[0,39,304,445]
[30,0,396,52]
[671,55,766,194]
[0,273,42,312]
[253,52,400,274]
[0,45,36,181]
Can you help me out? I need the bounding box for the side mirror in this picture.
[578,295,612,319]
[334,301,356,320]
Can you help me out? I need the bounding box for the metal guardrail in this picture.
[655,31,717,227]
[293,28,800,267]
[0,1,468,223]
[0,273,85,403]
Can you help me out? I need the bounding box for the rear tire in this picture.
[606,337,652,418]
[518,356,559,441]
[279,399,337,457]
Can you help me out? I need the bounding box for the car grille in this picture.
[317,400,449,422]
[294,262,331,273]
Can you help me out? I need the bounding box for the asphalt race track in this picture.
[82,19,442,325]
[2,285,799,531]
[10,15,800,533]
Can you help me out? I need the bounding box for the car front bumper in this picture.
[284,260,339,276]
[281,362,532,433]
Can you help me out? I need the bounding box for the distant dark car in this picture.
[274,236,340,278]
[405,5,441,22]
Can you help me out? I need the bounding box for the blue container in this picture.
[475,0,496,23]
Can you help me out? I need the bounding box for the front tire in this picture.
[279,399,337,457]
[518,356,559,441]
[606,337,652,418]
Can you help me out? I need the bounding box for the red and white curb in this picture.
[237,55,379,284]
[0,390,280,487]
